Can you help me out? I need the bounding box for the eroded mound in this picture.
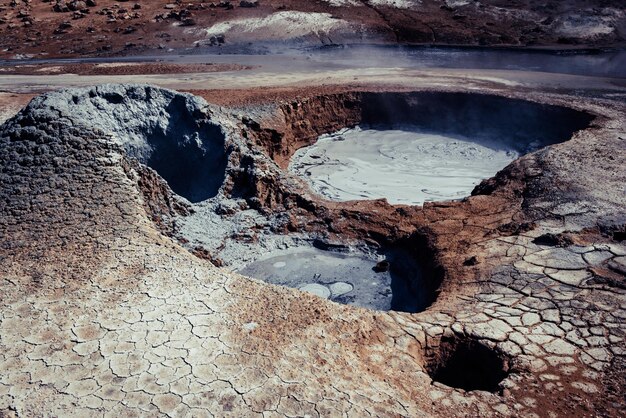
[34,85,230,203]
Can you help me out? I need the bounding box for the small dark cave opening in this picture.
[426,335,510,392]
[145,96,228,203]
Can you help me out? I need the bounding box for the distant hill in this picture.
[1,0,624,58]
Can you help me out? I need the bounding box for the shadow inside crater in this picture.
[425,334,510,393]
[145,96,228,203]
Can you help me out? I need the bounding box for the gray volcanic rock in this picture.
[5,87,221,223]
[23,85,225,172]
[0,85,237,259]
[0,84,319,268]
[28,85,232,203]
[0,86,141,260]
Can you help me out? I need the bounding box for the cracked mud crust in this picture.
[0,83,625,417]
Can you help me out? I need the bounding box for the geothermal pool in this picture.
[237,243,436,313]
[238,247,394,311]
[290,127,522,205]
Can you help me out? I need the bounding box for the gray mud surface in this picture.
[290,127,521,205]
[238,247,393,311]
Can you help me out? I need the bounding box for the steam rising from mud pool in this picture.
[290,127,521,205]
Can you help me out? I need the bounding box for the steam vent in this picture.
[0,1,625,417]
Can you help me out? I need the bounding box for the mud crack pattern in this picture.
[0,84,625,417]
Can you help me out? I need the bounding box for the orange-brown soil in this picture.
[0,0,623,59]
[0,62,251,75]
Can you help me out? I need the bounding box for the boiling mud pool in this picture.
[290,127,522,205]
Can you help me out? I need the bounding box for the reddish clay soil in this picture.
[188,85,379,107]
[0,92,34,122]
[0,0,624,59]
[0,62,250,75]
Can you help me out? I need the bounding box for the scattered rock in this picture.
[299,283,331,299]
[180,17,196,27]
[68,0,86,11]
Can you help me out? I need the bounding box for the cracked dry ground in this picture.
[0,83,625,417]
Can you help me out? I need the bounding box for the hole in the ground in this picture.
[289,92,593,205]
[384,233,443,313]
[426,335,510,392]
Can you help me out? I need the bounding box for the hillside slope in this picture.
[1,0,624,58]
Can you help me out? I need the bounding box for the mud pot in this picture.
[103,88,592,315]
[225,92,591,313]
[291,92,593,205]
